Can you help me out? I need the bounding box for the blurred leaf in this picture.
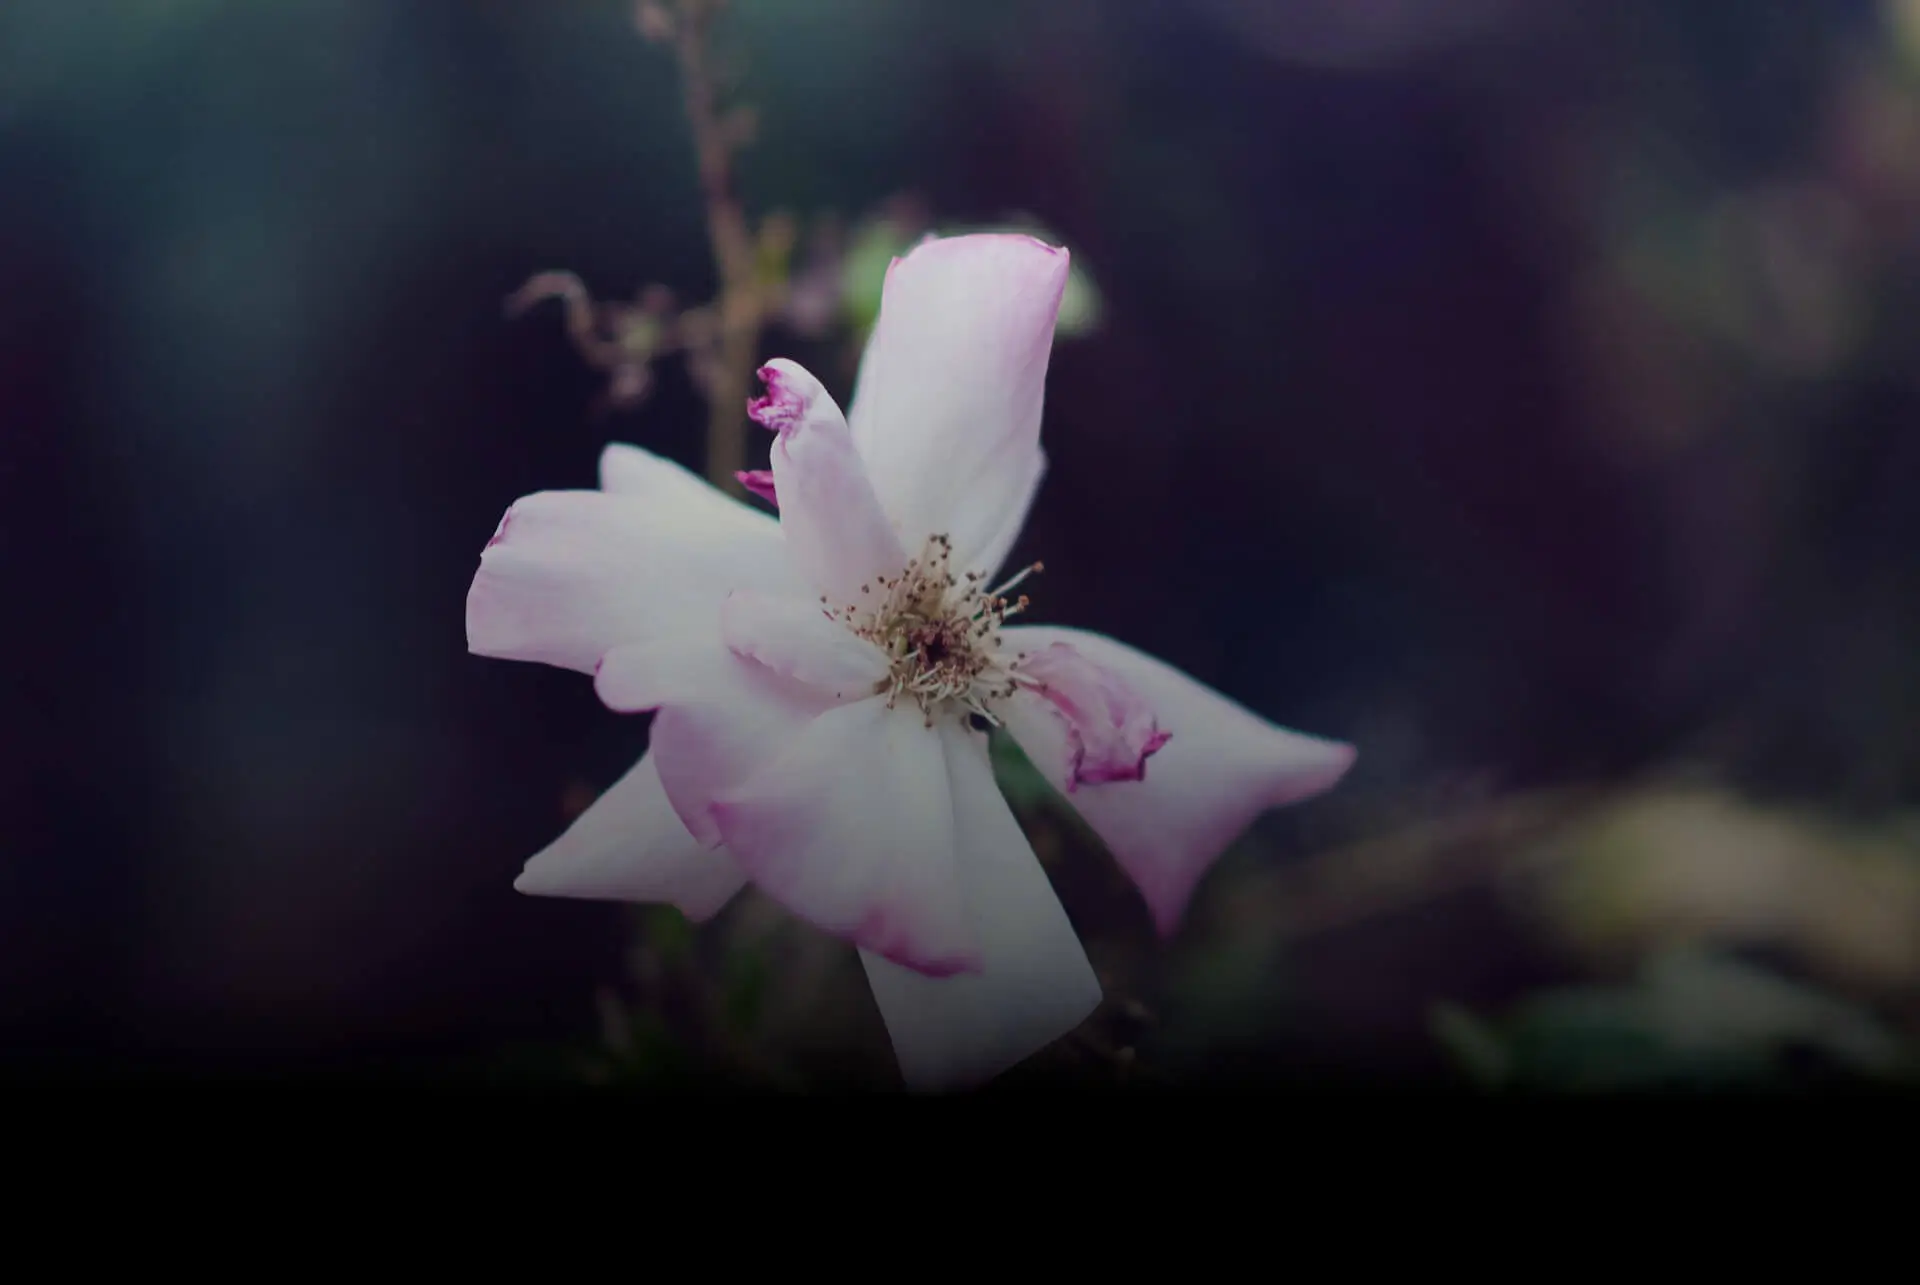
[1505,991,1747,1091]
[1634,947,1909,1074]
[723,945,770,1033]
[594,1002,694,1085]
[836,216,910,335]
[1149,937,1296,1070]
[640,904,694,963]
[1429,1002,1511,1088]
[753,210,797,288]
[989,730,1056,814]
[1437,947,1916,1092]
[988,731,1111,860]
[1523,787,1920,991]
[1895,0,1920,76]
[1054,258,1104,337]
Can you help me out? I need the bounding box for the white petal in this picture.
[599,640,838,846]
[514,752,746,920]
[846,234,1069,573]
[707,697,982,978]
[720,590,891,702]
[593,632,734,714]
[466,488,787,675]
[861,721,1101,1092]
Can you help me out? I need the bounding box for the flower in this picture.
[468,233,1356,1090]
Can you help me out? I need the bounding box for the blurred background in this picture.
[4,0,1918,1089]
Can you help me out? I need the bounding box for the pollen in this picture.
[821,533,1042,726]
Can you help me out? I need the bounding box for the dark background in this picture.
[4,0,1916,1084]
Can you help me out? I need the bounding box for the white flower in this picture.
[469,234,1355,1090]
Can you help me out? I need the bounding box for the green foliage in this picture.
[988,728,1057,814]
[836,217,901,337]
[1433,948,1916,1092]
[987,728,1108,850]
[640,904,694,962]
[722,945,770,1033]
[590,993,696,1086]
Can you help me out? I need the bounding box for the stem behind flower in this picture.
[668,0,759,494]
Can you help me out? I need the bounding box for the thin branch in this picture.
[669,0,761,495]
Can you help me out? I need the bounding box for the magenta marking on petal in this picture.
[484,507,514,549]
[859,899,984,978]
[746,363,806,436]
[704,795,984,979]
[1017,642,1171,794]
[871,943,981,980]
[1073,727,1172,789]
[736,468,778,506]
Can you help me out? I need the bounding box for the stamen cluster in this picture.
[821,533,1043,726]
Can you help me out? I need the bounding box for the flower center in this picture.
[822,533,1043,727]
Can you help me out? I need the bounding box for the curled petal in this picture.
[861,722,1101,1092]
[846,234,1069,573]
[1001,625,1355,937]
[514,752,745,920]
[750,359,907,604]
[466,486,786,675]
[736,469,778,507]
[1013,641,1170,791]
[708,697,982,978]
[720,590,890,702]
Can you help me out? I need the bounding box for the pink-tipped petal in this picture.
[612,647,838,847]
[513,752,745,920]
[720,590,890,701]
[846,234,1069,573]
[860,722,1101,1092]
[1001,626,1356,937]
[1012,641,1170,791]
[466,488,787,675]
[707,697,982,978]
[751,358,908,604]
[736,469,778,506]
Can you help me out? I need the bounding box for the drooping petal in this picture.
[750,358,907,604]
[597,639,838,846]
[514,751,745,920]
[707,696,982,978]
[846,234,1069,572]
[1000,625,1356,937]
[720,590,890,702]
[466,488,787,674]
[860,721,1101,1092]
[1013,640,1171,790]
